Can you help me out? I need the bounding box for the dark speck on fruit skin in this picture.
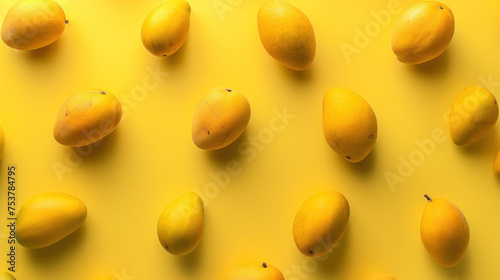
[346,156,351,160]
[100,91,106,95]
[439,6,443,9]
[207,130,210,135]
[308,250,314,255]
[262,262,267,268]
[226,89,232,92]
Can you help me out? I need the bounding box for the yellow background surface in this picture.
[1,0,500,279]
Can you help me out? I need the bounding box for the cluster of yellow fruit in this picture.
[0,0,489,279]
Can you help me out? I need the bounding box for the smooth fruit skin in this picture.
[323,88,377,163]
[16,193,87,249]
[0,124,4,160]
[293,191,349,258]
[391,1,454,64]
[92,276,116,280]
[494,148,500,175]
[192,87,251,150]
[219,262,285,280]
[449,86,498,146]
[157,192,204,255]
[420,195,469,267]
[363,273,396,280]
[257,0,316,70]
[53,90,122,147]
[141,0,191,57]
[1,0,66,51]
[0,272,16,280]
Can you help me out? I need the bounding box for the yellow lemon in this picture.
[1,0,67,51]
[420,194,469,267]
[141,0,191,57]
[391,1,454,64]
[219,262,284,280]
[257,0,315,70]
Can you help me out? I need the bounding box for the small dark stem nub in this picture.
[65,19,69,24]
[439,6,443,9]
[262,262,267,268]
[424,194,432,202]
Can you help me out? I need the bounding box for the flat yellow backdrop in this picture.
[1,0,500,279]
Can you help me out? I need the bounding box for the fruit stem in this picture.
[262,262,267,268]
[424,194,432,202]
[65,20,69,24]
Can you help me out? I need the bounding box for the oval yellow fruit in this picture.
[141,0,191,57]
[1,0,67,51]
[293,191,349,258]
[16,193,87,249]
[257,0,316,70]
[449,85,498,146]
[0,272,16,280]
[92,276,116,280]
[0,124,5,160]
[157,192,204,255]
[391,1,454,64]
[363,273,396,280]
[53,90,122,147]
[219,262,284,280]
[494,148,500,175]
[323,88,377,163]
[420,194,469,267]
[192,87,251,150]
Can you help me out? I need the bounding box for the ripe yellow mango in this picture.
[257,0,316,70]
[449,86,498,146]
[323,88,377,163]
[494,148,500,175]
[391,1,454,64]
[53,90,122,147]
[363,274,396,280]
[0,124,4,160]
[192,87,251,150]
[92,276,116,280]
[1,0,67,51]
[219,262,284,280]
[141,0,191,57]
[157,192,204,255]
[0,272,16,280]
[420,194,469,267]
[293,191,349,258]
[16,193,87,249]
